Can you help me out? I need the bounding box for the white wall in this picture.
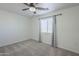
[31,6,79,53]
[0,10,32,47]
[31,17,39,41]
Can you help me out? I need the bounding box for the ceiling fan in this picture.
[22,3,49,14]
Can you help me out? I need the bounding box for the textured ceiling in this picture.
[0,3,79,16]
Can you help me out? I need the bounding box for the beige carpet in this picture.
[0,39,79,56]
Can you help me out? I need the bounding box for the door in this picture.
[40,17,54,45]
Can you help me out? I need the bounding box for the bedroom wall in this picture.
[0,10,32,47]
[31,5,79,54]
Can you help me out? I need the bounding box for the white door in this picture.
[40,17,54,45]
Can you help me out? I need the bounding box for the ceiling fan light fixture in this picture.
[29,7,36,12]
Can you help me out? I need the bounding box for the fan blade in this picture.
[24,3,35,7]
[22,8,29,11]
[24,3,30,7]
[36,7,49,10]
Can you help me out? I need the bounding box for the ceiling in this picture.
[0,3,79,16]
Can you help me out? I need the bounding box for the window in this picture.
[40,17,53,33]
[47,17,53,33]
[40,18,48,33]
